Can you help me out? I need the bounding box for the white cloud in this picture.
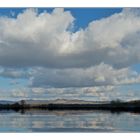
[0,84,139,101]
[11,88,28,98]
[0,8,140,100]
[0,8,140,69]
[31,87,47,94]
[0,8,74,68]
[30,63,140,88]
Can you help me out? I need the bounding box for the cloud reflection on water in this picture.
[0,110,139,132]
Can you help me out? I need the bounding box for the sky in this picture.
[0,8,140,101]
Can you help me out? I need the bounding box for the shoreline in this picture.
[0,100,140,113]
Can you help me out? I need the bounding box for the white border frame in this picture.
[0,0,140,139]
[0,0,139,7]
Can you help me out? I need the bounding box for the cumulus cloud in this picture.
[0,8,74,68]
[0,8,140,69]
[0,68,30,79]
[0,8,140,100]
[29,63,140,88]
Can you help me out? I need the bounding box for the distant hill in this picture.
[21,99,109,105]
[0,101,14,104]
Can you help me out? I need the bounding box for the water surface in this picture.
[0,110,139,132]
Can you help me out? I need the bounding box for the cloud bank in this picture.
[30,64,140,88]
[0,8,140,69]
[0,8,140,100]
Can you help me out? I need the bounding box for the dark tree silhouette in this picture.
[20,100,26,107]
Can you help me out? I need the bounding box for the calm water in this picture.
[0,110,140,132]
